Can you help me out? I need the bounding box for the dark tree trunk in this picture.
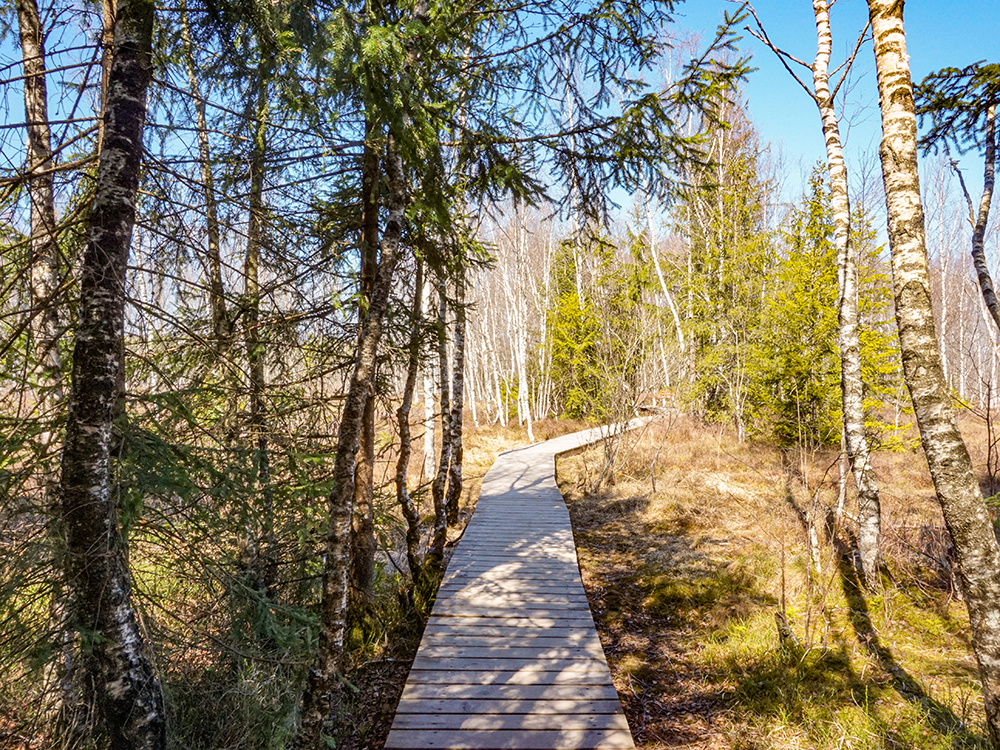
[58,1,165,747]
[243,71,277,595]
[427,275,452,577]
[868,1,1000,744]
[350,128,380,608]
[294,142,406,750]
[180,0,230,349]
[396,259,426,593]
[445,273,466,525]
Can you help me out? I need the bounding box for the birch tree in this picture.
[58,0,165,746]
[868,0,1000,742]
[748,0,884,585]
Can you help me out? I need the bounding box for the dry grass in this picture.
[559,413,993,750]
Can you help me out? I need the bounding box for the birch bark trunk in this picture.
[422,280,436,480]
[644,188,685,361]
[811,0,882,586]
[938,189,951,384]
[953,103,1000,333]
[58,0,165,746]
[868,1,1000,742]
[466,328,479,427]
[427,276,452,575]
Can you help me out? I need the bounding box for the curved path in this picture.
[385,420,649,750]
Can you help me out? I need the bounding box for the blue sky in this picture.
[672,0,1000,202]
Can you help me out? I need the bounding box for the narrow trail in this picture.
[384,420,650,750]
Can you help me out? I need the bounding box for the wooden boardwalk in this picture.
[385,421,648,750]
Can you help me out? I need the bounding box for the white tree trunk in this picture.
[868,2,1000,742]
[812,0,882,586]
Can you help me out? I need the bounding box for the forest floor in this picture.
[558,414,994,750]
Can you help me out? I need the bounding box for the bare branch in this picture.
[948,157,977,227]
[830,20,871,101]
[744,6,817,103]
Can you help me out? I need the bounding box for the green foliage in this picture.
[916,61,1000,156]
[679,107,775,436]
[853,206,908,448]
[677,149,903,447]
[764,166,841,446]
[761,167,903,447]
[547,232,654,420]
[548,237,609,419]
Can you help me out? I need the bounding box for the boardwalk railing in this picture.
[385,420,650,749]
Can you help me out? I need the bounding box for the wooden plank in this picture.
[450,550,575,556]
[392,699,625,715]
[421,625,598,639]
[437,585,587,596]
[431,606,593,618]
[425,615,593,628]
[420,633,602,647]
[433,597,591,609]
[438,591,587,607]
[405,669,611,686]
[462,520,568,527]
[438,578,582,588]
[449,549,576,556]
[436,583,581,597]
[439,578,586,588]
[462,520,570,525]
[416,644,605,659]
[443,568,583,578]
[384,727,635,749]
[445,561,580,569]
[449,555,577,563]
[410,657,606,672]
[457,536,573,542]
[458,530,573,536]
[401,683,619,701]
[442,570,584,581]
[441,580,584,589]
[435,589,587,599]
[384,424,653,750]
[390,712,629,731]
